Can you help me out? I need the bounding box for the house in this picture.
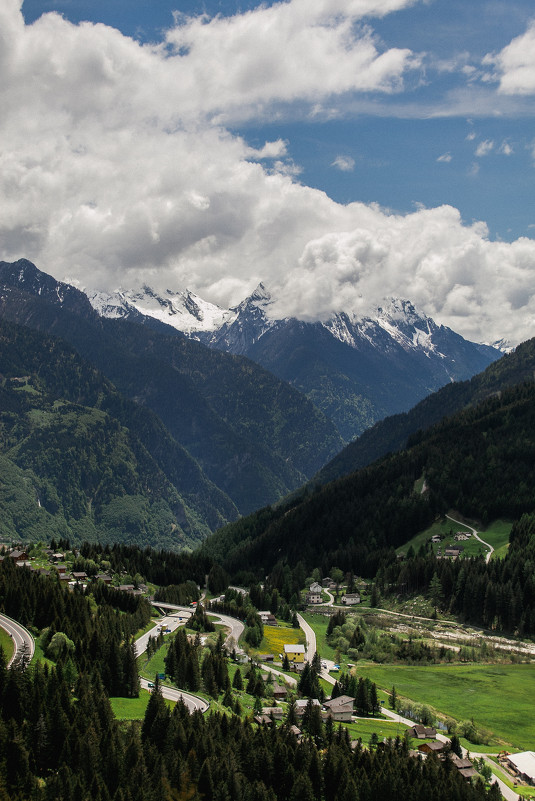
[257,654,275,662]
[289,725,301,737]
[56,564,68,574]
[322,577,333,587]
[430,535,442,544]
[95,573,113,584]
[506,751,535,785]
[72,571,87,581]
[418,741,444,755]
[444,545,463,559]
[295,699,320,716]
[322,695,354,722]
[9,549,29,561]
[284,644,306,663]
[306,582,323,604]
[272,685,288,699]
[342,593,361,606]
[451,755,476,772]
[408,724,436,739]
[260,707,284,720]
[258,611,278,626]
[455,531,471,541]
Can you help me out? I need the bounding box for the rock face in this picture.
[89,281,500,441]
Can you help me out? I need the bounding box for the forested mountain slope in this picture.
[0,318,237,548]
[0,260,343,514]
[315,337,535,486]
[202,372,535,579]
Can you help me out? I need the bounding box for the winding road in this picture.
[0,612,35,668]
[446,514,494,563]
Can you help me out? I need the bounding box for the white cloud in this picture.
[0,0,535,349]
[484,21,535,95]
[475,139,494,157]
[499,140,513,155]
[437,152,452,163]
[332,155,356,172]
[245,140,289,159]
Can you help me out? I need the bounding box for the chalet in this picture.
[258,611,278,626]
[260,707,284,720]
[72,571,87,581]
[295,699,320,717]
[430,535,442,544]
[454,531,471,541]
[506,751,535,786]
[306,582,323,604]
[284,644,306,663]
[322,577,333,587]
[322,695,354,722]
[118,584,135,592]
[408,724,436,739]
[418,741,444,755]
[341,593,361,606]
[56,564,68,574]
[257,654,275,662]
[9,549,29,561]
[450,753,476,778]
[444,545,463,559]
[289,725,301,737]
[95,573,113,584]
[272,685,288,700]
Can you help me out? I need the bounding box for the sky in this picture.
[1,0,535,344]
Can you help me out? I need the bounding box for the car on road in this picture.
[147,682,154,688]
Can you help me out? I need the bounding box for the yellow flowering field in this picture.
[259,625,306,657]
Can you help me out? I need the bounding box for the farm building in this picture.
[507,752,535,785]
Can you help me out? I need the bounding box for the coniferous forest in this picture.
[0,556,502,801]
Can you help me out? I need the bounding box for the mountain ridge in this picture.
[87,281,501,441]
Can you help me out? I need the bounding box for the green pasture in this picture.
[0,626,14,663]
[344,717,410,743]
[480,520,512,559]
[356,662,535,751]
[110,689,176,720]
[397,516,512,561]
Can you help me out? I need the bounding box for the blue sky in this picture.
[2,0,535,344]
[21,0,535,241]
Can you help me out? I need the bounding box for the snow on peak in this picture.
[87,285,234,333]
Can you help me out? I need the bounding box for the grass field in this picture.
[258,624,306,657]
[345,717,410,742]
[138,639,170,681]
[0,627,14,663]
[355,662,535,751]
[480,520,512,559]
[110,689,176,720]
[398,516,512,561]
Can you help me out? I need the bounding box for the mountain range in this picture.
[0,260,342,529]
[202,335,535,579]
[88,282,501,441]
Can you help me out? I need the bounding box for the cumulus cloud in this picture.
[475,139,494,157]
[0,0,535,348]
[499,140,513,155]
[484,21,535,95]
[332,155,356,172]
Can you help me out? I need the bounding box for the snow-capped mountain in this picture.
[87,285,234,333]
[86,280,501,442]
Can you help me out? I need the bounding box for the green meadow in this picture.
[0,627,14,663]
[355,662,535,751]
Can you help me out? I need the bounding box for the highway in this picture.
[0,612,35,668]
[135,613,209,713]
